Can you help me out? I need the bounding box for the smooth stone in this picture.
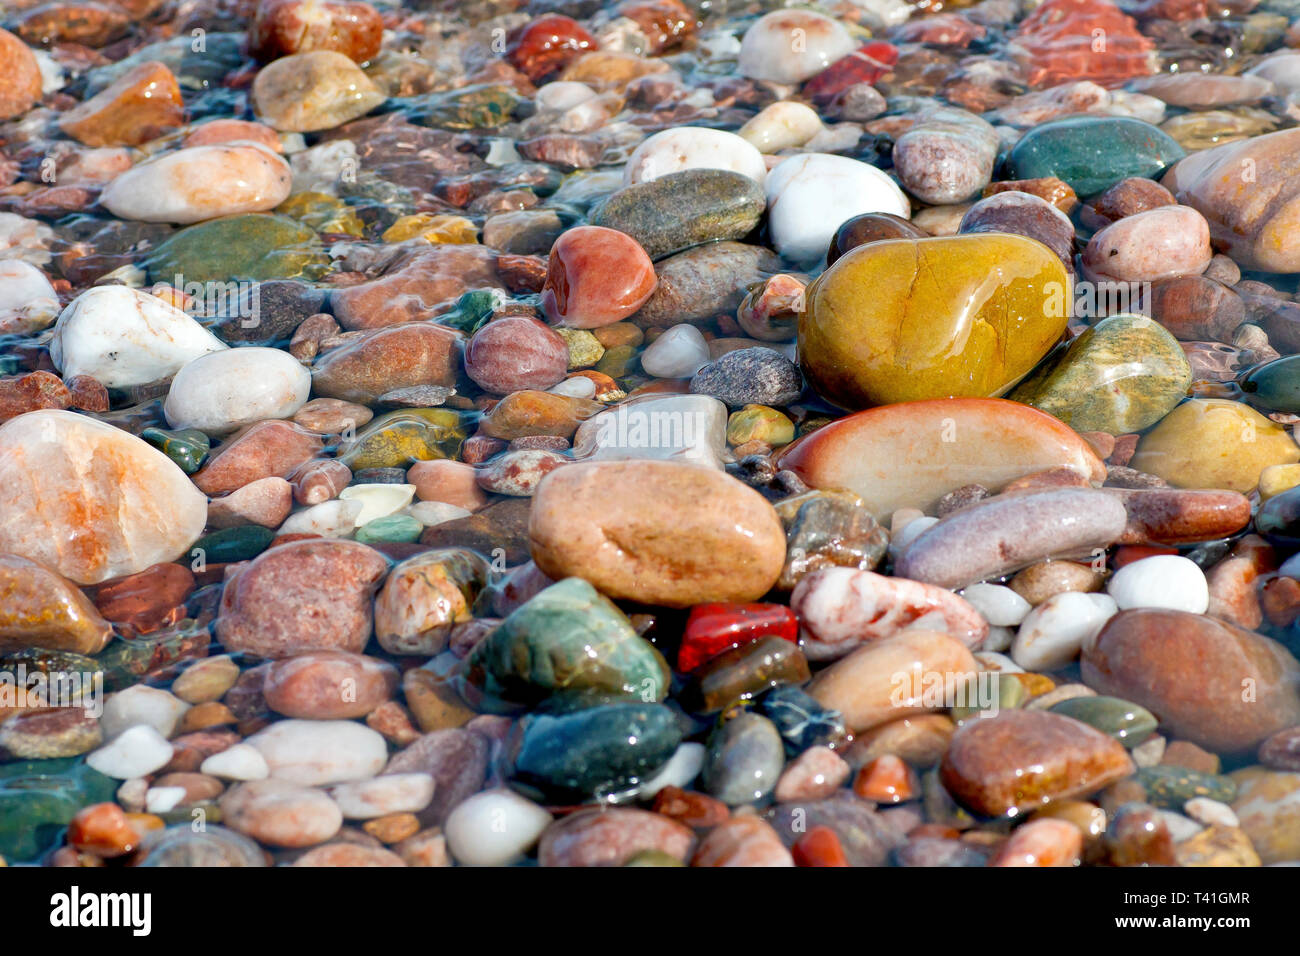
[444,789,552,865]
[1107,555,1209,613]
[958,191,1075,271]
[252,50,384,131]
[313,323,463,404]
[1049,696,1157,749]
[760,685,849,756]
[220,779,342,848]
[463,316,567,396]
[1128,398,1299,493]
[326,773,435,820]
[529,460,786,608]
[623,127,766,187]
[86,725,175,779]
[893,107,1000,205]
[776,398,1106,522]
[808,630,977,733]
[774,488,889,590]
[374,548,488,656]
[826,212,928,266]
[940,709,1135,817]
[1160,128,1300,273]
[215,538,388,658]
[0,28,42,121]
[100,685,190,740]
[537,806,694,867]
[701,711,786,806]
[337,483,415,526]
[1005,115,1185,198]
[195,525,275,562]
[0,260,60,335]
[540,226,657,329]
[692,815,794,867]
[58,60,184,147]
[1081,205,1213,283]
[208,476,293,530]
[571,394,728,469]
[263,650,398,720]
[1084,608,1300,753]
[276,499,361,538]
[247,719,387,786]
[142,427,211,474]
[689,347,802,408]
[1241,355,1300,414]
[632,241,781,328]
[1135,765,1236,809]
[101,145,292,224]
[738,101,822,153]
[338,408,464,471]
[677,602,798,674]
[200,743,270,781]
[960,583,1032,627]
[145,214,327,285]
[684,635,809,713]
[791,567,987,661]
[1230,768,1300,864]
[764,791,905,866]
[355,514,422,545]
[799,234,1069,409]
[764,153,910,265]
[0,410,207,585]
[164,347,310,435]
[641,323,710,379]
[589,169,765,261]
[462,577,668,712]
[509,702,683,802]
[988,818,1083,867]
[737,9,855,83]
[0,553,113,655]
[1012,313,1191,434]
[895,488,1129,590]
[51,285,226,389]
[1011,591,1118,671]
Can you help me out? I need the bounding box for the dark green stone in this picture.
[191,526,275,563]
[682,635,810,713]
[589,168,766,260]
[461,577,670,713]
[1004,115,1186,198]
[701,710,785,806]
[1049,695,1157,748]
[1134,765,1237,809]
[1241,354,1300,413]
[1256,484,1300,546]
[142,427,210,474]
[509,702,682,801]
[437,289,508,335]
[759,685,848,756]
[0,758,117,862]
[146,214,329,284]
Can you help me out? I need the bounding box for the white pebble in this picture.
[549,376,597,398]
[737,9,856,84]
[977,624,1014,653]
[164,346,311,435]
[0,258,59,335]
[277,498,363,538]
[1107,555,1209,614]
[337,483,416,526]
[636,742,706,798]
[86,725,174,779]
[623,127,767,186]
[738,101,822,153]
[444,789,553,866]
[404,501,471,527]
[1157,810,1203,843]
[1184,797,1239,828]
[960,582,1032,627]
[246,719,388,787]
[327,773,435,819]
[100,685,190,740]
[145,786,188,814]
[889,515,938,561]
[201,743,270,781]
[973,651,1022,673]
[1012,591,1118,671]
[640,324,710,379]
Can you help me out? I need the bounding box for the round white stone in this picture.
[737,10,856,84]
[86,725,174,779]
[277,498,363,538]
[145,786,187,813]
[201,743,270,781]
[0,258,59,335]
[50,285,227,388]
[766,154,911,265]
[444,789,553,866]
[337,483,416,526]
[100,685,191,740]
[164,346,311,435]
[1106,555,1209,613]
[960,583,1032,627]
[1012,591,1119,671]
[738,101,823,153]
[327,773,435,819]
[640,323,710,379]
[246,719,388,787]
[623,127,767,186]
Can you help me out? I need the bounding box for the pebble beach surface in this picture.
[3,0,1300,869]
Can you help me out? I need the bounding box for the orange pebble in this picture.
[853,754,917,803]
[792,825,849,867]
[67,803,141,858]
[1112,545,1177,568]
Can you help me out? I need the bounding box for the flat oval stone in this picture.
[777,398,1106,522]
[1083,608,1300,754]
[701,711,785,806]
[0,410,208,585]
[540,226,657,329]
[893,106,1000,205]
[1240,354,1300,413]
[799,234,1069,409]
[263,650,398,720]
[1048,696,1157,749]
[537,806,693,867]
[632,241,781,328]
[338,408,465,471]
[374,548,488,656]
[940,709,1136,817]
[623,127,766,187]
[896,488,1128,590]
[101,144,292,224]
[683,635,810,713]
[1128,398,1299,493]
[146,213,327,285]
[252,50,384,132]
[0,28,41,122]
[1012,313,1191,434]
[58,60,184,147]
[164,346,311,435]
[737,9,855,84]
[1109,487,1251,545]
[460,577,670,713]
[219,779,341,848]
[509,702,683,802]
[0,260,60,336]
[589,169,765,261]
[1134,764,1236,809]
[246,718,388,786]
[529,460,786,608]
[313,323,463,405]
[1081,205,1212,283]
[1005,115,1186,198]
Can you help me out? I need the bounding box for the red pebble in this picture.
[803,41,898,104]
[677,602,798,673]
[792,825,849,867]
[506,14,597,83]
[540,226,656,329]
[1111,544,1178,568]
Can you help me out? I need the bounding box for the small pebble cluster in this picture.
[3,0,1300,868]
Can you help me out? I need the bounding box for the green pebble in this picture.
[1004,115,1186,198]
[951,673,1025,721]
[595,345,638,379]
[191,525,275,564]
[142,427,210,474]
[1134,765,1237,809]
[145,213,329,284]
[1049,695,1157,749]
[355,514,423,544]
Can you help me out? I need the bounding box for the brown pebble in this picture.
[1008,560,1104,605]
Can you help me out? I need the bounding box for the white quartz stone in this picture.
[164,346,311,435]
[337,483,416,526]
[640,323,711,379]
[737,10,856,84]
[86,725,174,779]
[623,127,767,186]
[101,144,292,224]
[572,394,729,469]
[246,719,388,787]
[0,259,59,335]
[444,789,553,866]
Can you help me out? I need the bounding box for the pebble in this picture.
[737,9,856,83]
[0,29,41,121]
[208,477,294,530]
[327,774,435,820]
[894,107,1000,204]
[200,743,270,782]
[313,323,462,404]
[540,226,657,329]
[0,259,59,335]
[444,789,553,866]
[701,711,786,806]
[252,50,384,132]
[1106,555,1209,613]
[689,347,802,407]
[102,145,292,224]
[623,127,766,187]
[1081,205,1213,283]
[692,815,794,867]
[165,347,311,435]
[537,807,694,867]
[1011,591,1118,671]
[958,191,1075,271]
[464,315,569,395]
[959,583,1032,627]
[263,651,398,720]
[101,685,190,740]
[989,818,1083,867]
[51,285,226,389]
[220,779,342,848]
[86,725,175,780]
[59,61,184,147]
[1005,114,1185,199]
[0,553,113,655]
[641,323,711,379]
[247,719,388,786]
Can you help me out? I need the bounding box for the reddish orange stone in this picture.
[0,28,42,121]
[540,226,656,329]
[1008,0,1156,89]
[803,41,898,104]
[1112,544,1178,568]
[58,61,185,147]
[853,754,919,804]
[678,602,799,673]
[250,0,384,63]
[67,803,141,859]
[0,371,71,423]
[651,786,730,828]
[506,14,597,83]
[94,563,195,635]
[792,825,850,867]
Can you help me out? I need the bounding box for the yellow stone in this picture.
[276,191,365,236]
[799,234,1070,410]
[1259,462,1300,501]
[727,405,795,447]
[1129,399,1299,493]
[382,213,479,245]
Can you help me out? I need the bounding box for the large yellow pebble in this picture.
[382,213,479,245]
[1129,399,1299,492]
[798,233,1070,410]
